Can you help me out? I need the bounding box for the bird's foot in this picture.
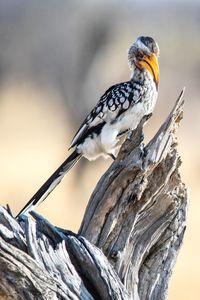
[145,113,153,122]
[108,153,116,160]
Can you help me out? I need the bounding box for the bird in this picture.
[16,36,159,218]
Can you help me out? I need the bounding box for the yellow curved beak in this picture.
[138,53,159,89]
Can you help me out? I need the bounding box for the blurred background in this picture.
[0,0,199,299]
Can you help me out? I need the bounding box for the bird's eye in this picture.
[137,50,144,60]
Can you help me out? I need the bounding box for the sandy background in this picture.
[0,0,200,299]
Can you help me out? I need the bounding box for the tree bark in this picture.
[0,90,187,300]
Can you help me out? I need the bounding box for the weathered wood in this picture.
[79,89,187,299]
[0,90,187,299]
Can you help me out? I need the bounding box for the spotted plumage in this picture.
[70,70,157,161]
[17,35,160,217]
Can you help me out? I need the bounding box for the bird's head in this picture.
[128,36,159,88]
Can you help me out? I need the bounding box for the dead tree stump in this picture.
[0,90,187,300]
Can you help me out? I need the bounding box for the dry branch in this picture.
[0,90,187,300]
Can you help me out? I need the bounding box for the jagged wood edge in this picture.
[0,206,128,300]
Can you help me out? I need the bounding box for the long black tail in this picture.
[16,150,81,218]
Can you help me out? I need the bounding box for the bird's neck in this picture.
[130,67,153,85]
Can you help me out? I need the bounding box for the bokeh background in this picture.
[0,0,199,299]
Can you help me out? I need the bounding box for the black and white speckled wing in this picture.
[69,81,143,149]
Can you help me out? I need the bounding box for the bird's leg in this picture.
[144,113,153,123]
[108,153,116,160]
[117,129,130,138]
